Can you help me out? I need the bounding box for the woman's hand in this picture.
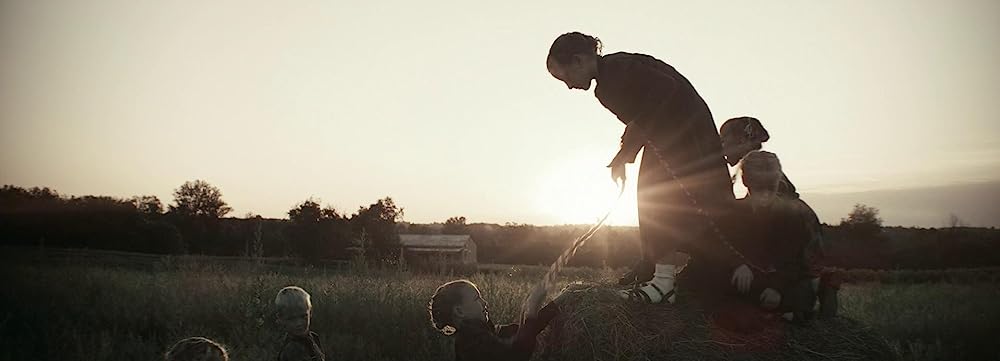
[759,288,781,310]
[608,161,626,186]
[608,121,646,180]
[731,264,754,294]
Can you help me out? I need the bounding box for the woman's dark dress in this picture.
[594,52,735,259]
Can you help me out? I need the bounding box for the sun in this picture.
[535,154,639,225]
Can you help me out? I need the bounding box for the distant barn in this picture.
[398,234,477,266]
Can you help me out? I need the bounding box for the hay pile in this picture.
[534,283,895,361]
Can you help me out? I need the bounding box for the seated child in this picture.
[734,151,824,321]
[164,337,229,361]
[720,116,839,318]
[428,280,561,361]
[275,286,326,361]
[676,151,824,327]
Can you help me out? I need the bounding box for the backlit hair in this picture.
[428,280,478,336]
[738,150,787,206]
[275,286,312,313]
[720,116,770,145]
[548,32,603,65]
[164,337,228,361]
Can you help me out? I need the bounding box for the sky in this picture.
[1,0,998,227]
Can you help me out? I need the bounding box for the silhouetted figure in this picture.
[736,152,823,319]
[428,280,562,361]
[275,286,326,361]
[719,116,799,198]
[547,32,735,304]
[682,151,825,330]
[720,117,839,318]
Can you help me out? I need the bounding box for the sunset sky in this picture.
[2,0,998,227]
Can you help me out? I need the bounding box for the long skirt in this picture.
[635,111,735,261]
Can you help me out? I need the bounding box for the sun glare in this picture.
[535,154,639,226]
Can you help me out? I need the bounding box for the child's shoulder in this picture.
[278,333,325,361]
[278,341,310,361]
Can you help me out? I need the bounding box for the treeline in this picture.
[0,182,402,263]
[2,184,999,269]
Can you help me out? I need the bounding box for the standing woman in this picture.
[546,32,739,304]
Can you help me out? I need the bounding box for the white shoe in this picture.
[619,264,677,304]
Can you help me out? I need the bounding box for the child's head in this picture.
[428,280,488,335]
[740,150,783,195]
[720,116,770,166]
[164,337,228,361]
[275,286,313,336]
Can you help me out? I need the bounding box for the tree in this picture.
[287,199,350,262]
[167,180,231,254]
[0,185,63,213]
[243,214,265,258]
[840,203,883,239]
[947,213,966,228]
[130,195,163,216]
[351,197,404,260]
[140,220,185,254]
[168,180,231,218]
[442,216,468,234]
[289,199,324,223]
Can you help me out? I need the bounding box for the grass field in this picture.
[0,255,998,361]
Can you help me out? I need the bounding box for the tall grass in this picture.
[840,283,1000,361]
[0,263,996,361]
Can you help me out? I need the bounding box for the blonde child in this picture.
[275,286,325,361]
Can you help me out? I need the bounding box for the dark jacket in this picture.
[454,302,560,361]
[731,197,824,291]
[777,172,800,199]
[595,51,730,187]
[278,331,325,361]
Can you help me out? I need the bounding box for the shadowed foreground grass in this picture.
[0,263,997,361]
[840,282,1000,361]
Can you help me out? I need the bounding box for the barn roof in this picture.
[398,234,473,249]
